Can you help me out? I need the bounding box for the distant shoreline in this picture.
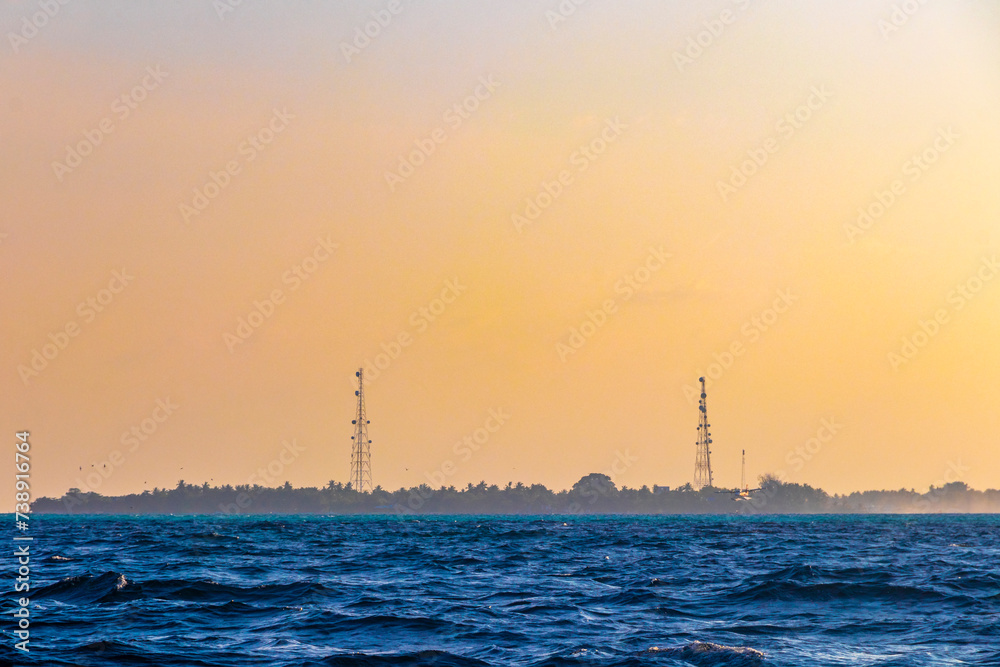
[15,511,1000,520]
[30,474,1000,516]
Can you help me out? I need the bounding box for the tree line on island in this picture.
[32,473,1000,515]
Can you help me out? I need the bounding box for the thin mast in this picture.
[694,377,713,489]
[349,368,372,492]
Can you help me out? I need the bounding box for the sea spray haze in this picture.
[5,514,999,666]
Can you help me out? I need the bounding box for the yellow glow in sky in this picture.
[3,0,999,500]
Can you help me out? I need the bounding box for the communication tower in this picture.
[349,368,372,492]
[693,376,714,489]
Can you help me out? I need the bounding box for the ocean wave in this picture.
[593,588,660,606]
[745,564,892,585]
[33,571,130,604]
[190,531,241,542]
[70,639,233,666]
[647,641,768,666]
[319,649,491,666]
[285,612,466,635]
[33,572,335,605]
[21,515,1000,666]
[726,580,963,605]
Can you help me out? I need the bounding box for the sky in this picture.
[2,0,999,501]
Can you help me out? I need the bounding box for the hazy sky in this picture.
[3,0,999,501]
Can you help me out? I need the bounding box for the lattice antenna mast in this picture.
[349,368,372,492]
[693,377,714,489]
[741,449,746,492]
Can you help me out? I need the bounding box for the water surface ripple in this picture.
[7,514,1000,666]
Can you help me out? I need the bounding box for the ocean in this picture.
[5,514,999,666]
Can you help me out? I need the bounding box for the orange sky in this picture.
[3,1,999,501]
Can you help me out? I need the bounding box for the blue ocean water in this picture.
[4,514,999,666]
